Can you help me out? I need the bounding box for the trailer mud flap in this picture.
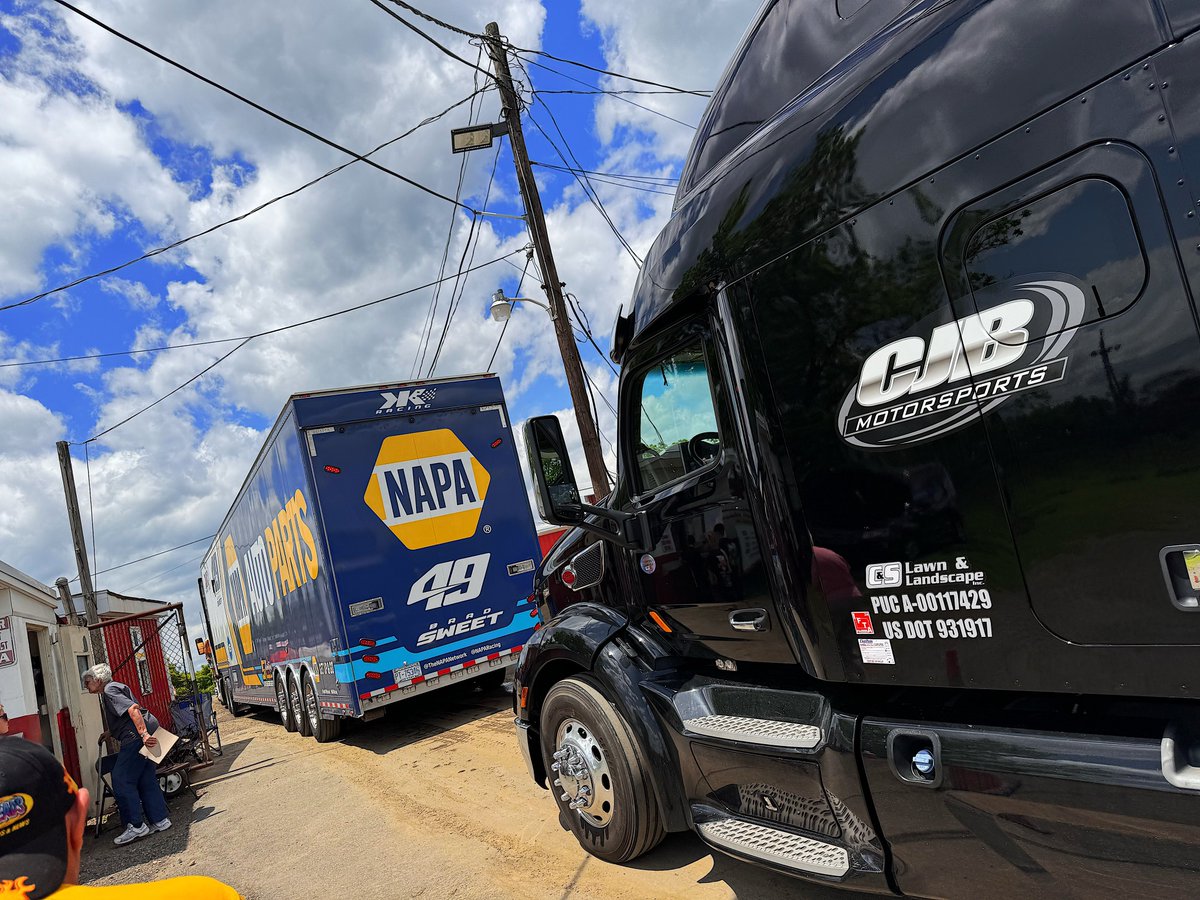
[860,719,1200,898]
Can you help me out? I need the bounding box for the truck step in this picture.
[683,715,822,749]
[697,816,850,877]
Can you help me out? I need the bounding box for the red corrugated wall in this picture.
[101,616,173,729]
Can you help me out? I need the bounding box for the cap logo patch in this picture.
[0,793,33,837]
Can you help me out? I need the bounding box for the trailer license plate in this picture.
[394,662,421,683]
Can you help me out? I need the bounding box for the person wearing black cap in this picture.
[0,738,242,897]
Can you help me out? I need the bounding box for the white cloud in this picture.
[0,0,753,634]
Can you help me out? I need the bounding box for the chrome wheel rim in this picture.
[289,677,303,727]
[552,717,615,828]
[275,678,288,724]
[305,681,320,733]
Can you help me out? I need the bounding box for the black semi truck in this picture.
[512,0,1200,896]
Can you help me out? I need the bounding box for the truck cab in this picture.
[513,0,1200,895]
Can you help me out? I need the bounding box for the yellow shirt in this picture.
[49,876,243,899]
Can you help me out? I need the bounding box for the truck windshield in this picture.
[635,344,721,491]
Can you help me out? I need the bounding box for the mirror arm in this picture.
[557,503,652,552]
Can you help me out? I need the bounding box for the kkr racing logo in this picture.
[837,279,1086,448]
[364,429,491,549]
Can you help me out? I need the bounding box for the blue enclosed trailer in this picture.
[200,375,541,741]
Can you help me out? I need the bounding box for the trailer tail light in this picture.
[362,655,379,664]
[365,671,382,680]
[323,465,341,474]
[649,610,673,633]
[490,438,503,448]
[359,639,376,648]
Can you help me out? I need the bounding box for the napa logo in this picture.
[364,429,491,550]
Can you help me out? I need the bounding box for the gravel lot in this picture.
[79,679,859,899]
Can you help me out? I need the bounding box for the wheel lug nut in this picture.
[551,762,560,772]
[560,792,571,802]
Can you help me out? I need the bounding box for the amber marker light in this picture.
[519,686,530,709]
[648,610,673,633]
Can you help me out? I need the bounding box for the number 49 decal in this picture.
[408,554,490,610]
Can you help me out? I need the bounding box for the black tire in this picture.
[223,678,247,717]
[290,672,312,737]
[276,672,297,733]
[302,674,342,743]
[539,677,665,864]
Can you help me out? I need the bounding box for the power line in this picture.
[123,553,206,594]
[413,62,487,378]
[527,103,642,266]
[534,88,708,97]
[378,1,710,96]
[517,54,697,128]
[5,246,525,372]
[533,164,676,197]
[82,338,252,444]
[71,248,525,443]
[0,88,490,314]
[531,160,678,185]
[367,0,494,80]
[427,139,505,377]
[50,0,474,212]
[70,533,218,582]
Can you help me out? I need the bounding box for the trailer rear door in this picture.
[305,397,540,701]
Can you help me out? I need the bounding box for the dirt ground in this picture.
[78,679,865,899]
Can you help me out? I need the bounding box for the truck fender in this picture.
[517,605,688,833]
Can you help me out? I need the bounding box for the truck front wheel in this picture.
[276,673,297,732]
[302,674,342,743]
[539,677,665,864]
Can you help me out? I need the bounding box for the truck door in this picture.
[620,320,796,664]
[941,142,1200,647]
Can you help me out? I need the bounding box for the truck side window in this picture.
[634,343,721,492]
[962,177,1146,335]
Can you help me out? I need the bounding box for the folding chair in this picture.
[93,751,120,839]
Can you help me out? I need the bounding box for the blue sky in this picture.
[0,0,755,636]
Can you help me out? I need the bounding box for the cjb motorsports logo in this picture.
[837,278,1087,448]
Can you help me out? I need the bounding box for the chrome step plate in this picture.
[697,818,850,877]
[683,715,821,749]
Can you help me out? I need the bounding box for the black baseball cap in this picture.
[0,739,80,899]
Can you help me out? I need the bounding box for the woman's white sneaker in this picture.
[152,817,172,832]
[114,823,150,845]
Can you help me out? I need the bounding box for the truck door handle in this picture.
[1161,723,1200,790]
[729,608,768,632]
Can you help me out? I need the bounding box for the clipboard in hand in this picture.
[138,727,179,765]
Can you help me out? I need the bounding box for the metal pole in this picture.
[54,576,82,626]
[56,441,105,663]
[483,22,612,498]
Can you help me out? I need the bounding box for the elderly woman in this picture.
[83,664,171,846]
[0,702,8,735]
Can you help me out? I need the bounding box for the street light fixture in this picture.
[490,288,553,322]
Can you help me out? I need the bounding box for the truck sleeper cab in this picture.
[514,0,1200,895]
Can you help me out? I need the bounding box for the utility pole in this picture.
[483,21,611,499]
[56,441,106,663]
